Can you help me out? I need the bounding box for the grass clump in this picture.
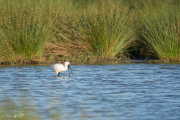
[137,1,180,61]
[0,0,179,64]
[47,1,136,62]
[0,0,54,64]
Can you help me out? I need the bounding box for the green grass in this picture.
[0,0,55,64]
[52,1,135,61]
[0,0,179,64]
[137,1,180,61]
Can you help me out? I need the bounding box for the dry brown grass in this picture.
[44,40,88,62]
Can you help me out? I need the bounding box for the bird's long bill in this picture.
[68,65,74,77]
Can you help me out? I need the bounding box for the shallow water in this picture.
[0,63,180,120]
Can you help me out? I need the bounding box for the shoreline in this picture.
[0,59,179,67]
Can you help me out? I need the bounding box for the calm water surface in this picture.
[0,63,180,120]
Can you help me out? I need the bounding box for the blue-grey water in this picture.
[0,63,180,120]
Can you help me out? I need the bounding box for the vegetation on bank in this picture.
[137,1,180,61]
[0,0,179,65]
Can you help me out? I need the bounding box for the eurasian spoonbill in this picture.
[52,61,74,77]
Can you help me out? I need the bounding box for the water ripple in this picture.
[0,63,180,120]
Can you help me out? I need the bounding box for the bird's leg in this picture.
[68,67,70,77]
[58,72,60,77]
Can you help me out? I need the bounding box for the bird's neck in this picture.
[64,65,68,70]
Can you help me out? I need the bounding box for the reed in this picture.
[0,0,54,64]
[137,1,180,61]
[50,1,136,61]
[0,0,179,64]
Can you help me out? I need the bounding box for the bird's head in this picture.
[65,61,70,66]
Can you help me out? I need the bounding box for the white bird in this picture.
[52,61,73,77]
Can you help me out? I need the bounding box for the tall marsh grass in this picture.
[0,0,179,64]
[0,0,54,64]
[49,1,136,61]
[137,1,180,61]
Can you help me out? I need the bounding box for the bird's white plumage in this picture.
[52,62,70,76]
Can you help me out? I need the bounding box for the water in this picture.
[0,63,180,120]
